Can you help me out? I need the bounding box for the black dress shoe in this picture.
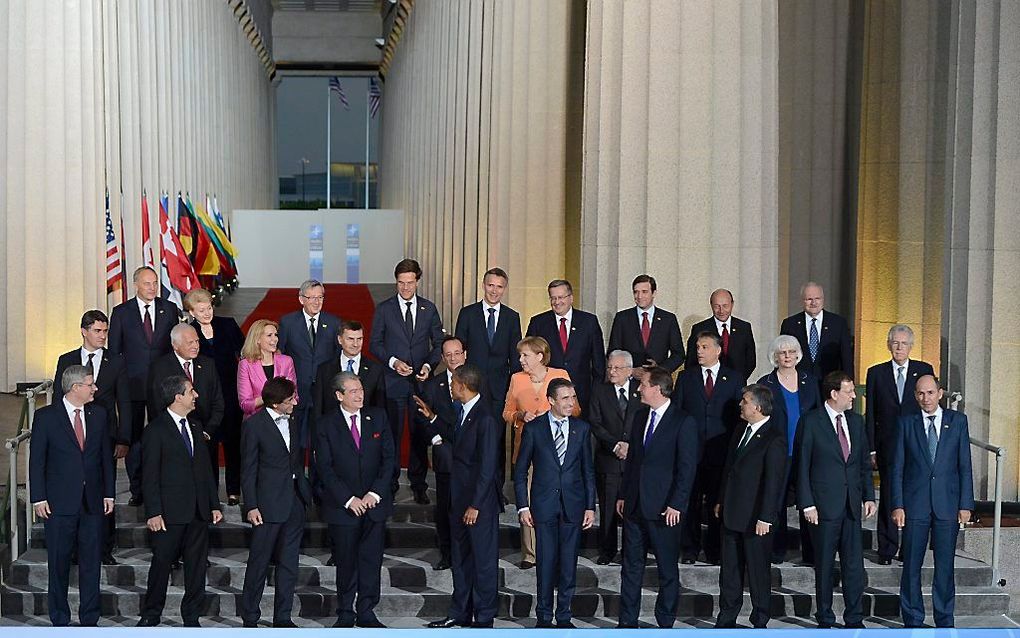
[714,623,738,629]
[876,557,892,565]
[471,621,494,628]
[183,618,201,627]
[596,555,612,565]
[273,620,298,628]
[520,560,536,570]
[427,617,467,628]
[681,557,696,565]
[334,614,357,628]
[171,559,183,570]
[228,496,240,506]
[413,490,431,505]
[136,617,160,627]
[845,622,866,629]
[101,553,118,565]
[357,617,386,628]
[536,620,556,628]
[556,621,576,629]
[433,557,451,571]
[242,620,259,628]
[128,495,143,506]
[326,556,336,567]
[817,622,833,629]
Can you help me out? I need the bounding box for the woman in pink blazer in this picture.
[237,319,299,420]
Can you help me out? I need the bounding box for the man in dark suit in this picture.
[616,367,699,629]
[30,366,114,626]
[412,335,471,571]
[108,265,177,505]
[316,371,394,628]
[674,332,743,565]
[686,288,758,383]
[369,259,445,501]
[891,375,974,628]
[427,365,503,629]
[797,371,876,629]
[607,274,685,374]
[148,323,225,485]
[526,279,606,415]
[54,309,131,564]
[588,349,641,564]
[312,320,386,425]
[278,278,342,451]
[513,378,595,628]
[137,376,223,627]
[780,281,854,382]
[455,267,522,487]
[713,384,787,629]
[240,377,313,628]
[865,324,935,564]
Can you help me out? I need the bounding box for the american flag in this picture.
[328,77,350,110]
[105,193,123,297]
[369,77,381,118]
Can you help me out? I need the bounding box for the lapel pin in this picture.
[912,372,918,377]
[721,376,727,382]
[365,415,372,421]
[571,326,576,332]
[321,323,327,329]
[655,316,661,321]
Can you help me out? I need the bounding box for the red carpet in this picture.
[238,284,414,469]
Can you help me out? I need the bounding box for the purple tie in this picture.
[350,414,361,450]
[836,414,850,462]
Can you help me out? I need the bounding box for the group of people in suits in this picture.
[30,263,974,629]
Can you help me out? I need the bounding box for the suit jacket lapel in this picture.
[62,407,84,450]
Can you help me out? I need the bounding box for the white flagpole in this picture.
[326,82,331,210]
[364,79,370,209]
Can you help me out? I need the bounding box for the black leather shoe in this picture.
[520,560,536,570]
[333,614,356,628]
[171,559,183,570]
[101,553,118,565]
[273,620,298,628]
[714,623,737,629]
[227,495,241,506]
[128,496,143,506]
[413,490,431,505]
[427,617,467,628]
[596,555,612,565]
[183,618,201,627]
[845,622,866,629]
[471,621,494,628]
[357,617,387,628]
[136,617,159,627]
[876,557,892,565]
[681,557,696,565]
[242,620,259,628]
[556,621,576,629]
[433,557,451,571]
[326,556,336,567]
[536,620,555,628]
[817,622,833,629]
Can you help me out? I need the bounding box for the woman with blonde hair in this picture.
[502,336,579,570]
[237,319,299,421]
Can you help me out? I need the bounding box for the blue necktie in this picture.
[643,411,658,448]
[808,318,819,362]
[927,415,938,463]
[455,405,465,438]
[179,418,193,457]
[486,307,497,344]
[554,419,567,465]
[346,358,355,373]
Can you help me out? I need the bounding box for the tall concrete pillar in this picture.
[580,0,780,379]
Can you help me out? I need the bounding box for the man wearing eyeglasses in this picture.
[278,279,341,455]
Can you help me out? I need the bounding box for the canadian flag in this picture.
[141,192,155,267]
[159,193,199,307]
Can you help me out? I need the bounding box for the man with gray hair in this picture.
[865,324,934,564]
[780,281,853,382]
[278,279,342,455]
[587,349,641,564]
[30,365,114,626]
[148,324,225,478]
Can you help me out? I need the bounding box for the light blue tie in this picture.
[554,419,567,465]
[927,415,938,463]
[896,366,906,403]
[808,318,819,362]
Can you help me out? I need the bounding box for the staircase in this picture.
[0,477,1014,628]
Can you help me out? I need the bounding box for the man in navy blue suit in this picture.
[30,365,114,626]
[277,279,341,453]
[616,367,699,629]
[780,281,853,382]
[107,265,177,505]
[797,371,876,629]
[526,279,606,415]
[316,371,394,628]
[891,375,974,628]
[513,378,596,628]
[606,274,686,374]
[865,324,935,564]
[427,365,502,629]
[370,259,445,500]
[674,331,743,565]
[455,267,522,486]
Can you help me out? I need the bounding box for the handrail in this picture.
[3,379,53,561]
[969,435,1005,587]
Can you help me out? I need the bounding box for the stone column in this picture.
[580,0,780,379]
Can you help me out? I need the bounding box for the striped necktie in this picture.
[554,419,567,465]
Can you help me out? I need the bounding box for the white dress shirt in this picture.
[267,407,291,452]
[80,347,103,381]
[922,406,943,442]
[136,296,156,323]
[714,317,730,336]
[554,307,574,336]
[63,397,87,443]
[340,352,362,374]
[702,362,721,385]
[642,399,671,442]
[636,305,656,323]
[805,310,824,340]
[168,408,194,449]
[483,301,501,328]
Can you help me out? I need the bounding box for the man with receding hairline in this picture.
[780,281,854,382]
[686,288,758,384]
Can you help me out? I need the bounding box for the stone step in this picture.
[5,548,995,591]
[0,582,1008,619]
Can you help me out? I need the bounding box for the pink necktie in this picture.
[836,414,850,462]
[350,414,361,450]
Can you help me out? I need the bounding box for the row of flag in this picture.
[329,76,382,118]
[105,191,239,311]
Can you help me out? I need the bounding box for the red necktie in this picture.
[559,317,568,352]
[183,360,193,382]
[641,312,651,347]
[836,414,850,462]
[721,324,730,356]
[705,369,714,399]
[73,408,85,451]
[350,414,361,450]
